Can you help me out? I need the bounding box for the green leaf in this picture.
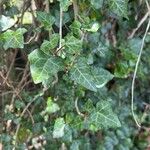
[70,58,113,91]
[53,118,66,138]
[65,35,82,54]
[88,101,121,129]
[109,0,128,18]
[121,38,142,61]
[40,34,59,55]
[0,15,16,31]
[2,28,27,50]
[58,0,72,11]
[36,11,55,30]
[28,49,64,84]
[90,0,104,9]
[114,61,130,78]
[70,21,82,37]
[83,99,94,113]
[85,22,100,32]
[93,67,114,88]
[45,97,60,114]
[70,58,97,92]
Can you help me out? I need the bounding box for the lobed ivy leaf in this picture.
[70,58,97,92]
[36,11,55,30]
[65,35,82,54]
[53,118,66,138]
[28,49,64,84]
[90,0,104,9]
[93,67,114,88]
[70,21,82,37]
[70,58,114,92]
[45,97,60,114]
[40,34,59,55]
[2,28,27,50]
[87,100,121,129]
[0,15,16,31]
[58,0,72,11]
[109,0,128,18]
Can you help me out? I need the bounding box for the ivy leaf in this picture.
[65,35,82,54]
[2,28,27,50]
[70,58,97,92]
[90,0,104,9]
[0,15,16,31]
[88,101,121,129]
[109,0,128,18]
[40,34,59,55]
[58,0,72,11]
[53,118,66,138]
[28,49,64,84]
[114,61,130,78]
[83,99,94,113]
[70,21,82,37]
[93,67,114,88]
[45,97,60,114]
[36,11,55,30]
[84,22,100,33]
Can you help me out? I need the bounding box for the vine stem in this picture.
[75,97,84,117]
[59,7,63,49]
[131,17,150,128]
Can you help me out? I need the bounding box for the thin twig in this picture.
[3,49,18,85]
[73,0,78,20]
[13,92,44,150]
[128,12,149,39]
[131,17,150,128]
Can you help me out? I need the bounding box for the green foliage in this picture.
[1,0,150,149]
[28,49,64,84]
[40,34,59,55]
[86,100,121,130]
[2,28,27,49]
[36,11,55,30]
[109,0,128,18]
[0,15,16,31]
[70,58,113,91]
[65,35,82,54]
[58,0,72,11]
[53,118,66,138]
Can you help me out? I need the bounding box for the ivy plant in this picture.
[1,0,150,149]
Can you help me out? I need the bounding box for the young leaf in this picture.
[2,28,27,50]
[45,97,60,114]
[40,34,59,55]
[36,11,55,30]
[65,35,82,54]
[28,49,64,84]
[70,58,97,92]
[53,118,65,138]
[88,101,121,129]
[70,21,82,37]
[109,0,128,18]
